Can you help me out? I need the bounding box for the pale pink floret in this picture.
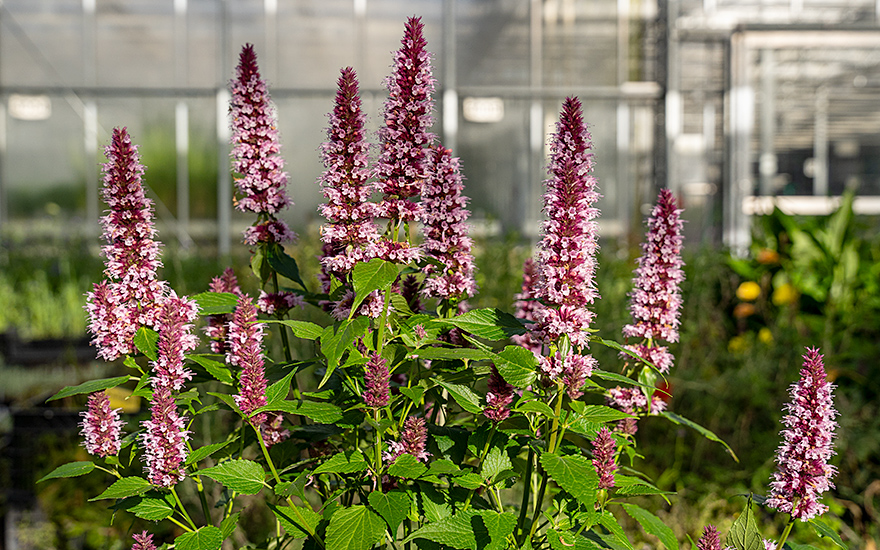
[151,292,199,392]
[227,296,269,425]
[261,413,290,448]
[592,427,617,489]
[767,347,837,521]
[539,351,596,399]
[605,386,667,435]
[80,391,124,458]
[131,531,157,550]
[141,386,190,487]
[384,416,431,463]
[257,290,304,316]
[421,146,478,301]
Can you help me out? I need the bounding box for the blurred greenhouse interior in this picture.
[3,0,880,254]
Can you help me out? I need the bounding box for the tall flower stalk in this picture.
[622,188,684,374]
[227,296,269,426]
[80,391,124,458]
[85,127,166,361]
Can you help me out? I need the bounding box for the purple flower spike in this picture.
[540,351,596,399]
[86,127,166,361]
[623,188,684,374]
[228,296,269,426]
[767,347,837,521]
[592,427,617,489]
[374,17,436,224]
[696,525,721,550]
[80,391,124,458]
[421,146,478,302]
[319,67,381,278]
[533,97,601,349]
[131,531,157,550]
[204,268,243,354]
[483,366,514,424]
[230,44,295,242]
[152,292,199,392]
[364,352,391,408]
[141,386,190,487]
[385,416,431,463]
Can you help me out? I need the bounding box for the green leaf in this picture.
[220,512,240,540]
[591,370,654,391]
[200,460,266,495]
[267,244,307,289]
[320,316,370,383]
[351,258,398,315]
[186,440,233,466]
[599,511,634,550]
[404,510,517,550]
[548,529,604,550]
[207,391,244,415]
[387,453,429,479]
[434,379,483,414]
[130,371,152,399]
[481,445,513,483]
[368,490,412,532]
[266,319,324,340]
[269,503,322,539]
[515,400,556,418]
[455,473,484,490]
[427,459,461,477]
[313,450,369,475]
[575,405,635,424]
[38,461,95,482]
[810,519,848,550]
[540,453,599,506]
[400,386,425,406]
[325,505,387,550]
[46,375,130,402]
[175,526,223,550]
[187,355,233,385]
[255,400,343,424]
[437,308,527,340]
[493,346,537,388]
[727,499,763,550]
[592,336,652,367]
[661,412,739,462]
[251,247,271,285]
[409,347,493,361]
[621,503,678,550]
[265,369,297,405]
[193,292,239,315]
[127,496,174,521]
[90,477,153,500]
[134,327,159,361]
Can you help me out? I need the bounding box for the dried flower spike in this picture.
[592,427,618,489]
[767,347,837,521]
[80,391,124,458]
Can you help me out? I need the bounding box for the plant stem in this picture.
[527,466,549,544]
[194,475,213,525]
[516,447,535,545]
[167,515,194,533]
[776,517,796,550]
[464,428,496,510]
[546,385,564,454]
[171,486,198,530]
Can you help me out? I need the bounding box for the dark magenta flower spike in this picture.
[696,525,721,550]
[483,366,514,424]
[385,416,431,464]
[363,352,391,409]
[592,427,618,490]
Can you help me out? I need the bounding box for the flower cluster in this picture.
[364,352,391,408]
[421,146,478,302]
[696,525,720,550]
[385,416,430,463]
[532,97,601,349]
[80,391,124,458]
[204,268,243,354]
[131,531,157,550]
[261,413,290,448]
[85,127,166,361]
[151,292,199,391]
[228,296,269,426]
[767,347,837,521]
[318,67,381,278]
[374,16,436,224]
[622,188,684,374]
[592,427,617,489]
[483,366,514,423]
[511,258,543,356]
[539,351,596,399]
[229,44,295,243]
[605,386,667,435]
[257,290,304,316]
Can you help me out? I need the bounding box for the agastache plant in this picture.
[228,295,269,426]
[80,391,124,458]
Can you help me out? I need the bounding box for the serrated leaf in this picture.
[515,400,556,418]
[207,391,244,415]
[368,490,412,532]
[175,526,223,550]
[313,450,369,475]
[38,461,95,482]
[128,496,174,521]
[325,505,387,550]
[255,400,342,423]
[621,503,678,550]
[220,512,240,539]
[269,503,322,539]
[265,369,297,405]
[591,370,654,391]
[387,453,428,478]
[540,453,599,506]
[265,319,324,340]
[267,244,307,289]
[727,499,763,550]
[186,440,233,466]
[404,510,517,550]
[427,459,461,476]
[410,347,493,361]
[193,292,239,315]
[134,327,159,361]
[351,258,398,315]
[661,412,739,462]
[90,477,152,500]
[187,355,233,385]
[576,405,635,424]
[251,247,270,285]
[482,445,513,483]
[493,345,538,388]
[548,529,604,550]
[400,386,425,406]
[810,519,848,550]
[592,336,653,367]
[434,379,483,414]
[200,460,266,495]
[599,511,634,550]
[320,317,370,381]
[131,371,152,399]
[46,376,130,402]
[437,308,527,340]
[455,472,484,489]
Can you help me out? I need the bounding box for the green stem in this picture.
[776,517,796,550]
[527,467,549,544]
[546,385,565,454]
[373,408,384,476]
[166,515,194,533]
[375,287,393,350]
[171,486,197,530]
[94,465,122,479]
[194,475,213,525]
[516,447,535,545]
[463,429,496,510]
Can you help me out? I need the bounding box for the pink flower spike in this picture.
[364,352,391,408]
[384,416,431,464]
[80,391,124,458]
[141,386,190,487]
[483,366,514,424]
[131,531,157,550]
[228,296,269,425]
[696,525,721,550]
[151,292,199,392]
[767,347,837,521]
[592,427,617,489]
[374,16,437,224]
